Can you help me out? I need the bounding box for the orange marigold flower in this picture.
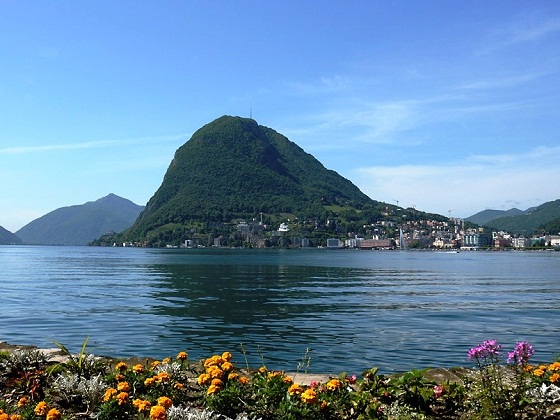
[133,399,152,413]
[157,372,171,383]
[326,379,342,391]
[103,388,117,402]
[174,382,184,390]
[550,373,560,383]
[117,381,130,392]
[46,408,61,420]
[133,364,145,373]
[301,388,318,404]
[162,357,172,365]
[17,396,29,407]
[207,366,224,379]
[177,351,188,361]
[283,375,293,384]
[157,396,173,409]
[221,351,233,361]
[258,366,267,374]
[534,368,546,377]
[197,373,211,385]
[228,372,239,381]
[10,415,23,420]
[0,414,8,420]
[524,364,534,372]
[145,377,156,386]
[288,383,304,395]
[204,355,225,368]
[221,361,234,372]
[115,362,128,371]
[548,362,560,371]
[238,376,249,385]
[149,405,167,420]
[115,373,125,381]
[320,400,329,411]
[206,384,221,395]
[151,360,161,369]
[539,365,548,371]
[34,401,49,416]
[211,378,224,387]
[116,392,129,405]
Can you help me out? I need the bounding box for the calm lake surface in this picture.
[1,246,559,374]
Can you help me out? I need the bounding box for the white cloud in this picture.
[352,146,560,218]
[0,134,188,155]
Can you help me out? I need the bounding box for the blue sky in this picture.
[1,1,560,232]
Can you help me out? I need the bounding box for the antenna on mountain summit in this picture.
[250,107,253,119]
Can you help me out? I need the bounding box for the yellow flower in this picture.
[17,396,29,407]
[150,405,167,420]
[301,388,318,404]
[145,377,156,386]
[197,373,211,386]
[288,383,304,395]
[117,381,130,392]
[326,379,342,391]
[258,366,267,374]
[320,400,329,410]
[228,372,239,381]
[151,360,161,369]
[116,392,129,405]
[207,384,221,395]
[177,351,188,361]
[115,362,128,372]
[162,357,172,365]
[238,376,249,385]
[46,408,61,420]
[534,368,546,377]
[34,401,49,416]
[551,373,560,383]
[222,351,233,361]
[115,373,125,381]
[133,364,145,373]
[157,396,173,409]
[103,388,117,402]
[10,415,23,420]
[283,375,293,384]
[524,364,534,372]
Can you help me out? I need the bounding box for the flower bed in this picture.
[0,339,559,419]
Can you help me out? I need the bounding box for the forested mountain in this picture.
[16,194,144,245]
[0,225,22,245]
[118,115,421,246]
[465,208,526,226]
[483,199,560,234]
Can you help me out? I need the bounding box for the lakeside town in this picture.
[122,213,560,250]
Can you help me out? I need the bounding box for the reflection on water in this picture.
[1,246,559,373]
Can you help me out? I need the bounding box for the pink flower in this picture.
[434,385,444,399]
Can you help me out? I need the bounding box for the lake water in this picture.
[1,246,559,374]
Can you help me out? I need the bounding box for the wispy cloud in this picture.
[0,134,188,155]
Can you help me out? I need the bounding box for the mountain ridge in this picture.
[0,225,22,245]
[16,194,144,245]
[120,115,408,246]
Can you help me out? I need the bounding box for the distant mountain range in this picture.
[466,199,560,235]
[15,194,144,246]
[0,225,22,245]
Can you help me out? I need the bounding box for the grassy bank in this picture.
[0,340,559,419]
